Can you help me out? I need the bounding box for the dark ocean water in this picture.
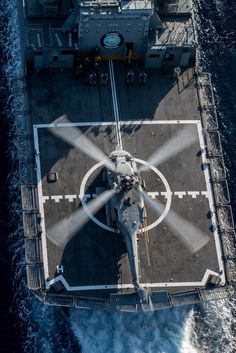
[0,11,21,353]
[0,0,235,352]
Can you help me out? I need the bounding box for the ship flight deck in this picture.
[29,61,225,297]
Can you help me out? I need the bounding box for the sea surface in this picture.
[0,0,235,352]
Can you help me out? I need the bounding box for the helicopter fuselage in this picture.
[106,150,147,300]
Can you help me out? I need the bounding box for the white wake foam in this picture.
[180,309,198,353]
[69,306,198,353]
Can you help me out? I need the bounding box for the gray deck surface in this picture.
[29,61,221,295]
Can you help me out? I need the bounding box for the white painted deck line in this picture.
[109,60,123,149]
[174,191,186,198]
[147,192,159,199]
[188,191,200,198]
[35,120,201,129]
[201,191,209,198]
[79,193,91,201]
[64,195,77,202]
[33,125,49,279]
[161,191,172,198]
[47,269,222,291]
[34,119,225,286]
[51,195,63,203]
[197,122,226,285]
[42,191,210,203]
[42,196,49,203]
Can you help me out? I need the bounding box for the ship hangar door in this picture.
[180,50,191,67]
[125,42,134,54]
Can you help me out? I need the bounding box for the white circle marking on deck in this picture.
[80,159,172,233]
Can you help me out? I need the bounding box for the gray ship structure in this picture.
[17,0,236,311]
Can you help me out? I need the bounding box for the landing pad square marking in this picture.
[33,120,225,288]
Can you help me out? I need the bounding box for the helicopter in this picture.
[105,149,148,301]
[47,116,210,305]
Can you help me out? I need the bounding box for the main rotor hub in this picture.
[120,175,135,191]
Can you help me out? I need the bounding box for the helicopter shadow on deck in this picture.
[52,169,130,292]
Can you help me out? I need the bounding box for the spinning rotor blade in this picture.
[49,116,114,171]
[140,126,198,172]
[141,191,210,253]
[47,189,115,247]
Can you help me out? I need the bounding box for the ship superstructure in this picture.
[18,0,236,311]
